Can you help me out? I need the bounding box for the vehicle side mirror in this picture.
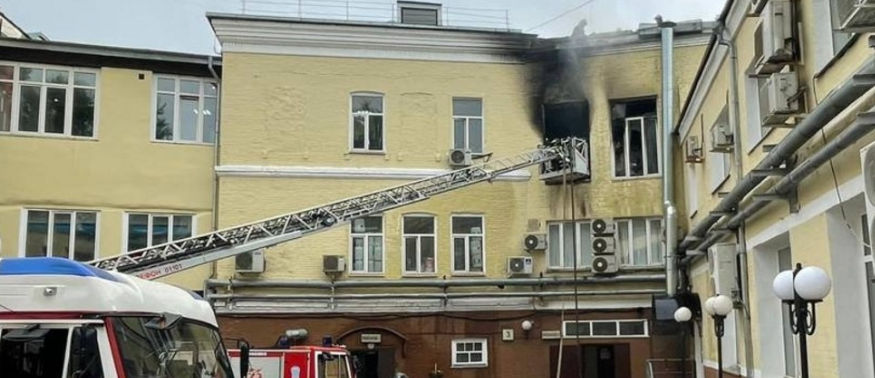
[239,341,250,378]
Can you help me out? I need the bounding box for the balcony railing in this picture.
[239,0,512,31]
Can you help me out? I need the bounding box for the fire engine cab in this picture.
[0,257,236,378]
[229,344,355,378]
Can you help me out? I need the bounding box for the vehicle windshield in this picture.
[111,316,234,378]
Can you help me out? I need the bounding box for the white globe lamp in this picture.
[674,306,692,323]
[711,295,733,316]
[772,270,796,301]
[703,296,716,316]
[795,266,832,301]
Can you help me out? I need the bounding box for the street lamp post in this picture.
[674,306,693,378]
[703,294,733,378]
[772,263,832,378]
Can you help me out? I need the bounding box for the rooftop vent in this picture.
[398,1,442,26]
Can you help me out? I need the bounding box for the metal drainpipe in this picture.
[680,56,875,255]
[659,17,678,297]
[716,24,754,378]
[207,289,667,301]
[207,55,222,281]
[205,274,667,289]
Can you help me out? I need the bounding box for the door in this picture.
[351,348,395,378]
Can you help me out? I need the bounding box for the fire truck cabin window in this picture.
[0,327,70,378]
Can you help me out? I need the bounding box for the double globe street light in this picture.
[772,263,832,378]
[703,294,734,378]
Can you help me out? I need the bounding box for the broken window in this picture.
[452,98,483,153]
[610,98,659,178]
[350,93,384,152]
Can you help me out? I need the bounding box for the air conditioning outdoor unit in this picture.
[323,255,346,273]
[590,218,615,236]
[759,71,800,126]
[710,122,734,153]
[835,0,875,32]
[592,236,616,255]
[448,148,473,168]
[523,233,547,251]
[235,249,266,274]
[861,140,875,245]
[508,256,533,275]
[592,254,618,275]
[709,243,738,298]
[685,136,704,164]
[753,0,795,75]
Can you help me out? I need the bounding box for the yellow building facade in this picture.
[0,38,220,289]
[676,1,875,378]
[206,6,711,378]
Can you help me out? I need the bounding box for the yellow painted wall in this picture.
[0,66,215,289]
[215,42,707,279]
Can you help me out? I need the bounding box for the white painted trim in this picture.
[451,338,489,368]
[348,91,386,153]
[748,174,864,248]
[677,1,747,139]
[215,164,532,181]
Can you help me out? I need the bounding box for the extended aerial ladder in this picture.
[87,137,589,281]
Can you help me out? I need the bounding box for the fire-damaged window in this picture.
[453,98,483,153]
[350,93,384,152]
[350,216,384,274]
[610,98,660,178]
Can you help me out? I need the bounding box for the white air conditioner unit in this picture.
[523,233,547,251]
[710,122,734,153]
[836,0,875,32]
[235,249,266,274]
[861,140,875,245]
[508,256,533,275]
[592,236,616,255]
[753,0,794,75]
[323,255,346,274]
[448,148,473,167]
[759,71,800,126]
[592,254,618,275]
[685,136,704,164]
[709,243,738,298]
[590,218,615,236]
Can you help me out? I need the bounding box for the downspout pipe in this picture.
[206,274,666,289]
[207,55,222,281]
[690,109,875,254]
[659,17,678,297]
[680,57,875,253]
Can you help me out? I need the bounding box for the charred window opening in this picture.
[543,100,590,141]
[610,97,659,178]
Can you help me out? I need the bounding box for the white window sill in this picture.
[348,272,385,277]
[451,271,485,277]
[0,131,98,141]
[612,173,662,182]
[401,273,438,278]
[452,364,488,369]
[347,149,386,155]
[151,139,214,146]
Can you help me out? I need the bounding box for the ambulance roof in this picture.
[0,257,218,327]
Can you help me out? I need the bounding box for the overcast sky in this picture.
[1,0,726,55]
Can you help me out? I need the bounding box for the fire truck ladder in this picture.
[88,137,587,281]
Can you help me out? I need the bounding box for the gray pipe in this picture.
[686,110,875,256]
[208,289,666,301]
[680,57,875,252]
[207,274,666,290]
[207,55,222,281]
[660,18,678,297]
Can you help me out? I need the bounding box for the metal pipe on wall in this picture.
[208,289,666,301]
[206,274,667,290]
[207,55,222,281]
[679,57,875,253]
[659,17,678,297]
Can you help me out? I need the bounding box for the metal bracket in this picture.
[750,168,789,177]
[854,72,875,86]
[710,210,735,217]
[762,144,778,153]
[787,188,800,214]
[752,193,787,202]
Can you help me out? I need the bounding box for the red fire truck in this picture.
[229,343,356,378]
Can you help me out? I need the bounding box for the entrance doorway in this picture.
[351,348,395,378]
[550,344,628,378]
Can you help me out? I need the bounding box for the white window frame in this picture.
[452,97,484,154]
[349,215,385,275]
[450,214,485,275]
[709,127,732,193]
[451,338,488,368]
[18,209,101,261]
[546,221,592,270]
[612,115,661,179]
[615,217,664,267]
[561,319,649,338]
[401,214,437,276]
[349,92,385,153]
[122,212,196,252]
[0,61,100,138]
[152,75,219,145]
